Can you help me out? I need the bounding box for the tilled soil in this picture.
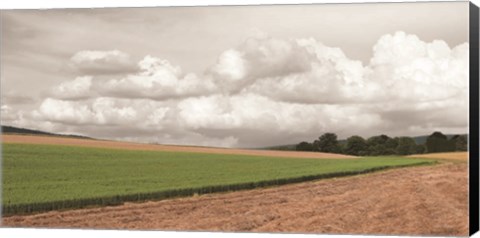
[409,152,468,161]
[2,163,468,236]
[1,134,354,159]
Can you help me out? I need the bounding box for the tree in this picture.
[415,144,426,154]
[425,131,455,153]
[385,137,399,152]
[367,135,394,155]
[314,133,341,153]
[450,135,468,151]
[369,144,386,156]
[395,137,417,155]
[296,141,313,151]
[344,135,368,156]
[367,135,390,145]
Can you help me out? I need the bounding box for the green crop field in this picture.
[2,143,435,215]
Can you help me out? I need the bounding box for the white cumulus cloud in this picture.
[98,56,217,99]
[367,31,468,103]
[9,31,469,148]
[50,76,94,100]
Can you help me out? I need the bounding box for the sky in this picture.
[0,2,470,148]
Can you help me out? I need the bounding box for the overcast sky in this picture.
[0,2,470,148]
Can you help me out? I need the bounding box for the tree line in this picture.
[296,131,467,156]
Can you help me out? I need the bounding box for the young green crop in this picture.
[2,143,434,214]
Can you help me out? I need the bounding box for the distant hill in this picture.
[258,144,297,151]
[1,125,91,139]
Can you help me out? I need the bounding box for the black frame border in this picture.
[470,1,479,236]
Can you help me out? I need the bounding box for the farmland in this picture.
[2,138,433,215]
[3,162,468,236]
[3,134,355,159]
[408,152,468,161]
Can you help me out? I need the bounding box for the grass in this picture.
[2,143,434,214]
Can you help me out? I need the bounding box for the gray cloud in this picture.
[2,91,35,105]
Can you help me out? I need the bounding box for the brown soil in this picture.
[409,152,468,161]
[2,163,468,236]
[1,134,354,159]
